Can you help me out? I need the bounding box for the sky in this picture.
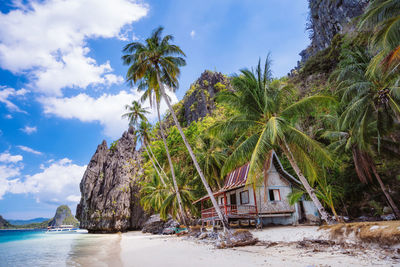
[0,0,310,220]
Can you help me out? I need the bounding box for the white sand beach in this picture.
[109,226,398,267]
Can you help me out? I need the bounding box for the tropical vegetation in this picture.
[121,0,400,226]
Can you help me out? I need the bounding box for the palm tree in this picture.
[137,121,168,186]
[121,100,167,186]
[196,134,230,190]
[160,166,198,221]
[122,100,149,127]
[359,0,400,73]
[140,172,167,213]
[329,47,400,218]
[121,27,228,228]
[323,116,400,218]
[332,47,400,127]
[214,56,336,224]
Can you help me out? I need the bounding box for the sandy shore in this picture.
[65,226,399,267]
[118,226,399,267]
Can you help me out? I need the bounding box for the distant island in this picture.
[0,205,79,229]
[8,218,49,226]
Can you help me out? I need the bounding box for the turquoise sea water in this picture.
[0,229,117,267]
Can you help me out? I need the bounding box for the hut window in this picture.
[240,190,249,204]
[269,189,281,201]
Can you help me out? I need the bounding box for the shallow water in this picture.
[0,230,121,267]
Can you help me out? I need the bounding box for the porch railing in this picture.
[201,204,257,220]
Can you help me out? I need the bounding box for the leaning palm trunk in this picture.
[371,163,400,219]
[353,148,400,219]
[156,101,187,226]
[147,142,169,182]
[142,137,167,186]
[157,75,229,231]
[282,139,335,225]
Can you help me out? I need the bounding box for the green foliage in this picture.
[287,189,305,205]
[214,82,226,91]
[110,140,118,152]
[368,200,384,216]
[135,7,400,221]
[300,34,344,77]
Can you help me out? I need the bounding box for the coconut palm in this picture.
[122,27,228,228]
[122,28,187,226]
[122,100,149,127]
[359,0,400,73]
[196,134,229,190]
[160,165,198,221]
[122,101,167,185]
[137,121,168,186]
[331,47,400,131]
[213,56,337,224]
[140,172,167,213]
[323,116,400,218]
[329,46,400,218]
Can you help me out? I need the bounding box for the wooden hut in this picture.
[194,151,320,226]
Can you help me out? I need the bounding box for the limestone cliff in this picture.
[166,70,231,127]
[48,205,79,227]
[300,0,368,64]
[0,215,11,228]
[76,127,147,233]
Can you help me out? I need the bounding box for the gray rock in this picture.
[381,213,396,221]
[164,218,180,229]
[48,205,78,227]
[142,214,167,234]
[0,215,11,228]
[142,214,180,235]
[198,232,208,239]
[217,230,258,249]
[299,0,368,66]
[76,126,147,233]
[182,71,231,125]
[383,206,393,215]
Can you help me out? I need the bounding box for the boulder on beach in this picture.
[142,214,179,235]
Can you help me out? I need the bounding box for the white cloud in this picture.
[190,30,196,38]
[20,126,37,134]
[0,86,28,113]
[66,195,81,202]
[0,152,24,199]
[5,158,86,204]
[17,145,42,155]
[0,165,22,198]
[40,89,178,139]
[0,0,148,96]
[0,152,23,163]
[5,114,12,119]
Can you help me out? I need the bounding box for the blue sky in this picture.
[0,0,309,219]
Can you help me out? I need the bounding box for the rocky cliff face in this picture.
[76,127,147,233]
[174,70,231,126]
[300,0,368,64]
[0,215,11,228]
[48,205,78,227]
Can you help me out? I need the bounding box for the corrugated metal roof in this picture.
[192,151,301,204]
[222,163,249,190]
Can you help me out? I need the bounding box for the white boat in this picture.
[46,225,87,233]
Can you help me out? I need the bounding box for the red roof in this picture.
[193,151,301,204]
[222,163,249,190]
[193,163,250,203]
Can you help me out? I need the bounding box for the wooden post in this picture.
[223,192,228,215]
[200,200,204,227]
[253,186,258,214]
